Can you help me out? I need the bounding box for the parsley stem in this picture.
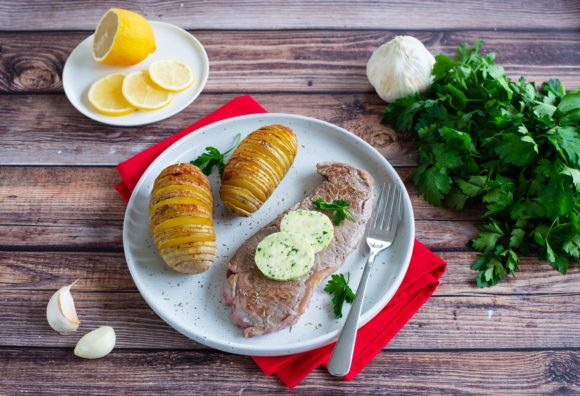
[224,133,241,156]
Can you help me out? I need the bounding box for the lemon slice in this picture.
[122,71,173,111]
[149,59,195,92]
[88,73,136,116]
[93,8,156,66]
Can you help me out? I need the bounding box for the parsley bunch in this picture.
[383,40,579,287]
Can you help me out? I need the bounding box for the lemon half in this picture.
[93,8,156,66]
[88,73,136,116]
[122,71,173,111]
[149,59,195,92]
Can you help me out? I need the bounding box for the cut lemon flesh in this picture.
[88,73,136,116]
[149,59,195,92]
[122,71,173,111]
[93,8,156,66]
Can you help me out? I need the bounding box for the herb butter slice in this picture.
[281,209,334,253]
[254,232,315,281]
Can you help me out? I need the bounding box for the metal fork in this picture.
[327,182,403,377]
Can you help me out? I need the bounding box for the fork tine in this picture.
[371,183,387,229]
[375,183,392,229]
[387,185,402,231]
[397,187,403,220]
[379,183,396,230]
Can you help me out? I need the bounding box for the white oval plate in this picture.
[63,21,209,127]
[124,113,415,356]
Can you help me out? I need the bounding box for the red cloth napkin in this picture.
[114,95,446,388]
[253,240,446,388]
[115,95,267,202]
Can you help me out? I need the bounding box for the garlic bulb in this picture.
[46,281,80,334]
[366,36,435,102]
[74,326,116,359]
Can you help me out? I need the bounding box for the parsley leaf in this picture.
[382,40,580,287]
[190,134,241,176]
[494,134,538,166]
[312,199,356,225]
[471,221,505,253]
[556,91,580,125]
[324,273,356,318]
[415,167,452,206]
[563,235,580,259]
[561,167,580,192]
[538,178,575,218]
[551,126,580,166]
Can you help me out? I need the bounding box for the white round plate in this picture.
[124,113,415,356]
[63,21,209,126]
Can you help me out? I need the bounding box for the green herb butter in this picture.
[280,209,334,253]
[254,232,315,281]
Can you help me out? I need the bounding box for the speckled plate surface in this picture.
[123,113,415,356]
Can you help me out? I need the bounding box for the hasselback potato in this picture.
[220,125,297,216]
[149,163,216,274]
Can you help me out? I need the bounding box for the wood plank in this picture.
[0,349,578,395]
[0,290,578,350]
[0,167,483,223]
[0,220,476,252]
[1,30,579,94]
[0,93,418,166]
[1,1,579,30]
[0,166,481,250]
[3,251,577,295]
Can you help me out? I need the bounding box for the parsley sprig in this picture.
[324,273,356,318]
[190,133,241,176]
[382,40,580,287]
[313,199,356,226]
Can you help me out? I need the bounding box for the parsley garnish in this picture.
[382,40,580,287]
[190,133,241,176]
[324,273,356,318]
[313,199,356,225]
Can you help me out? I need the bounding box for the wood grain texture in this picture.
[0,93,417,166]
[0,220,477,253]
[1,30,579,94]
[0,217,477,252]
[0,167,482,223]
[2,251,577,295]
[0,349,578,395]
[0,166,481,251]
[2,1,579,393]
[1,0,579,30]
[0,290,579,350]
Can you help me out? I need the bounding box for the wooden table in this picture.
[1,1,579,394]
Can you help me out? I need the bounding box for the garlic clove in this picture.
[74,326,116,359]
[46,281,80,334]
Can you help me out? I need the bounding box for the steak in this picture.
[222,162,374,337]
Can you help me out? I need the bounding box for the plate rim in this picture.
[62,20,209,127]
[123,112,415,356]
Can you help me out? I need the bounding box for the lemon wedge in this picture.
[122,71,173,111]
[149,59,195,92]
[88,73,136,116]
[93,8,156,66]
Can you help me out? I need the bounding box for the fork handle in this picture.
[327,249,379,377]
